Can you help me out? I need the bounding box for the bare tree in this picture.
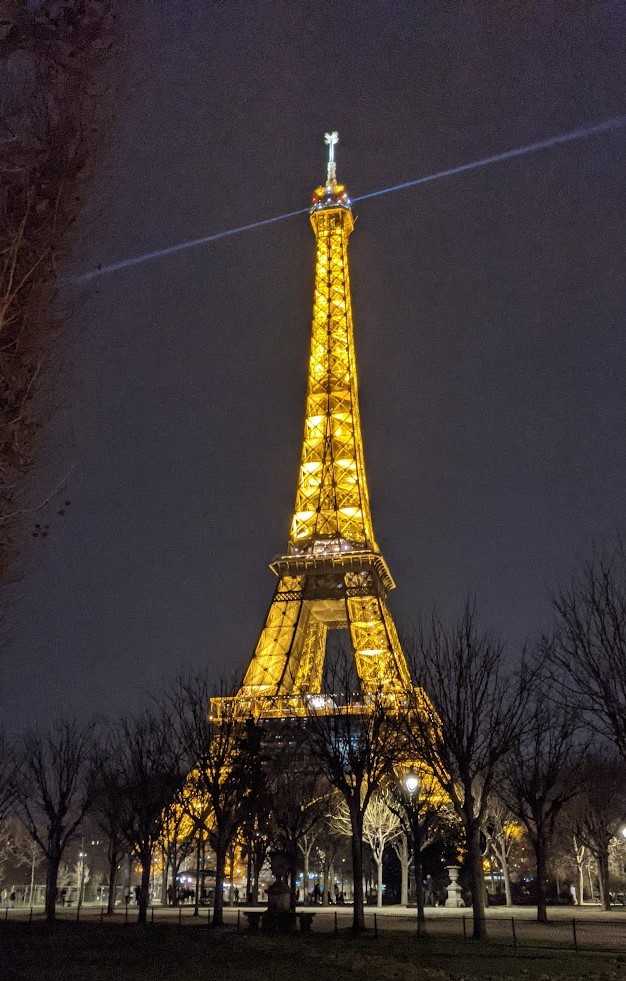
[0,730,17,820]
[334,789,400,908]
[158,797,196,906]
[316,820,345,907]
[406,603,530,938]
[266,724,331,910]
[392,832,411,906]
[304,656,405,930]
[297,828,321,903]
[501,694,586,922]
[548,544,626,757]
[571,833,589,905]
[387,766,454,921]
[16,719,96,922]
[564,754,626,910]
[91,760,127,915]
[240,793,271,905]
[0,815,44,895]
[0,1,118,580]
[169,675,262,927]
[111,709,183,925]
[482,796,524,907]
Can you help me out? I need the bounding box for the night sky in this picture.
[3,1,626,733]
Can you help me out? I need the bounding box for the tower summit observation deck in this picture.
[217,134,413,718]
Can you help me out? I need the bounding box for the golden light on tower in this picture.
[216,134,413,719]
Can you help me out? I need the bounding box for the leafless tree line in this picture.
[1,544,626,933]
[0,0,117,579]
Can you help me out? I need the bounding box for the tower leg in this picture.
[346,589,412,694]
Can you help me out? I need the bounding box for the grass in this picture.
[2,922,626,981]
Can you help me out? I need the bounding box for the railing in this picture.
[210,689,420,720]
[3,903,626,952]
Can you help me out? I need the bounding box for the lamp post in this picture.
[78,839,86,911]
[404,773,425,929]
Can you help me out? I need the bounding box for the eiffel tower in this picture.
[219,134,413,718]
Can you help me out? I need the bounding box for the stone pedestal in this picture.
[261,853,296,933]
[445,866,464,908]
[266,878,291,912]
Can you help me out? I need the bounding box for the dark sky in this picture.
[3,1,626,733]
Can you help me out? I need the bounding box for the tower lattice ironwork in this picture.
[221,134,413,717]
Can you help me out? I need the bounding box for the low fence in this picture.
[2,904,625,953]
[359,912,626,952]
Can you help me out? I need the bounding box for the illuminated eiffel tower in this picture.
[221,134,412,717]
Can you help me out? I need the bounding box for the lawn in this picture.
[2,923,626,981]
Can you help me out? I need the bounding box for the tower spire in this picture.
[324,130,339,186]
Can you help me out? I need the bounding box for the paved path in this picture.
[4,901,626,922]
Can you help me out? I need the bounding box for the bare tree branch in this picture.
[547,543,626,756]
[304,651,405,930]
[404,601,531,939]
[15,718,97,923]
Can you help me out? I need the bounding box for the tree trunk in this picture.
[193,837,201,916]
[349,801,365,931]
[495,839,513,907]
[213,841,227,926]
[125,853,132,906]
[414,828,425,924]
[137,853,151,925]
[399,834,409,906]
[160,857,168,906]
[376,856,383,907]
[588,865,595,902]
[106,853,117,915]
[488,852,496,896]
[252,841,266,905]
[303,850,309,903]
[289,865,297,912]
[598,866,606,907]
[579,864,585,904]
[252,862,260,905]
[534,836,548,924]
[467,821,487,939]
[228,848,235,906]
[246,839,252,904]
[598,846,611,911]
[44,850,61,924]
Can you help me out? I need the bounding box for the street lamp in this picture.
[404,772,425,929]
[405,775,419,795]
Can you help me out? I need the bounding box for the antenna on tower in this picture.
[324,131,339,185]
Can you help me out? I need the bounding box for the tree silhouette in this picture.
[405,603,530,939]
[16,719,96,922]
